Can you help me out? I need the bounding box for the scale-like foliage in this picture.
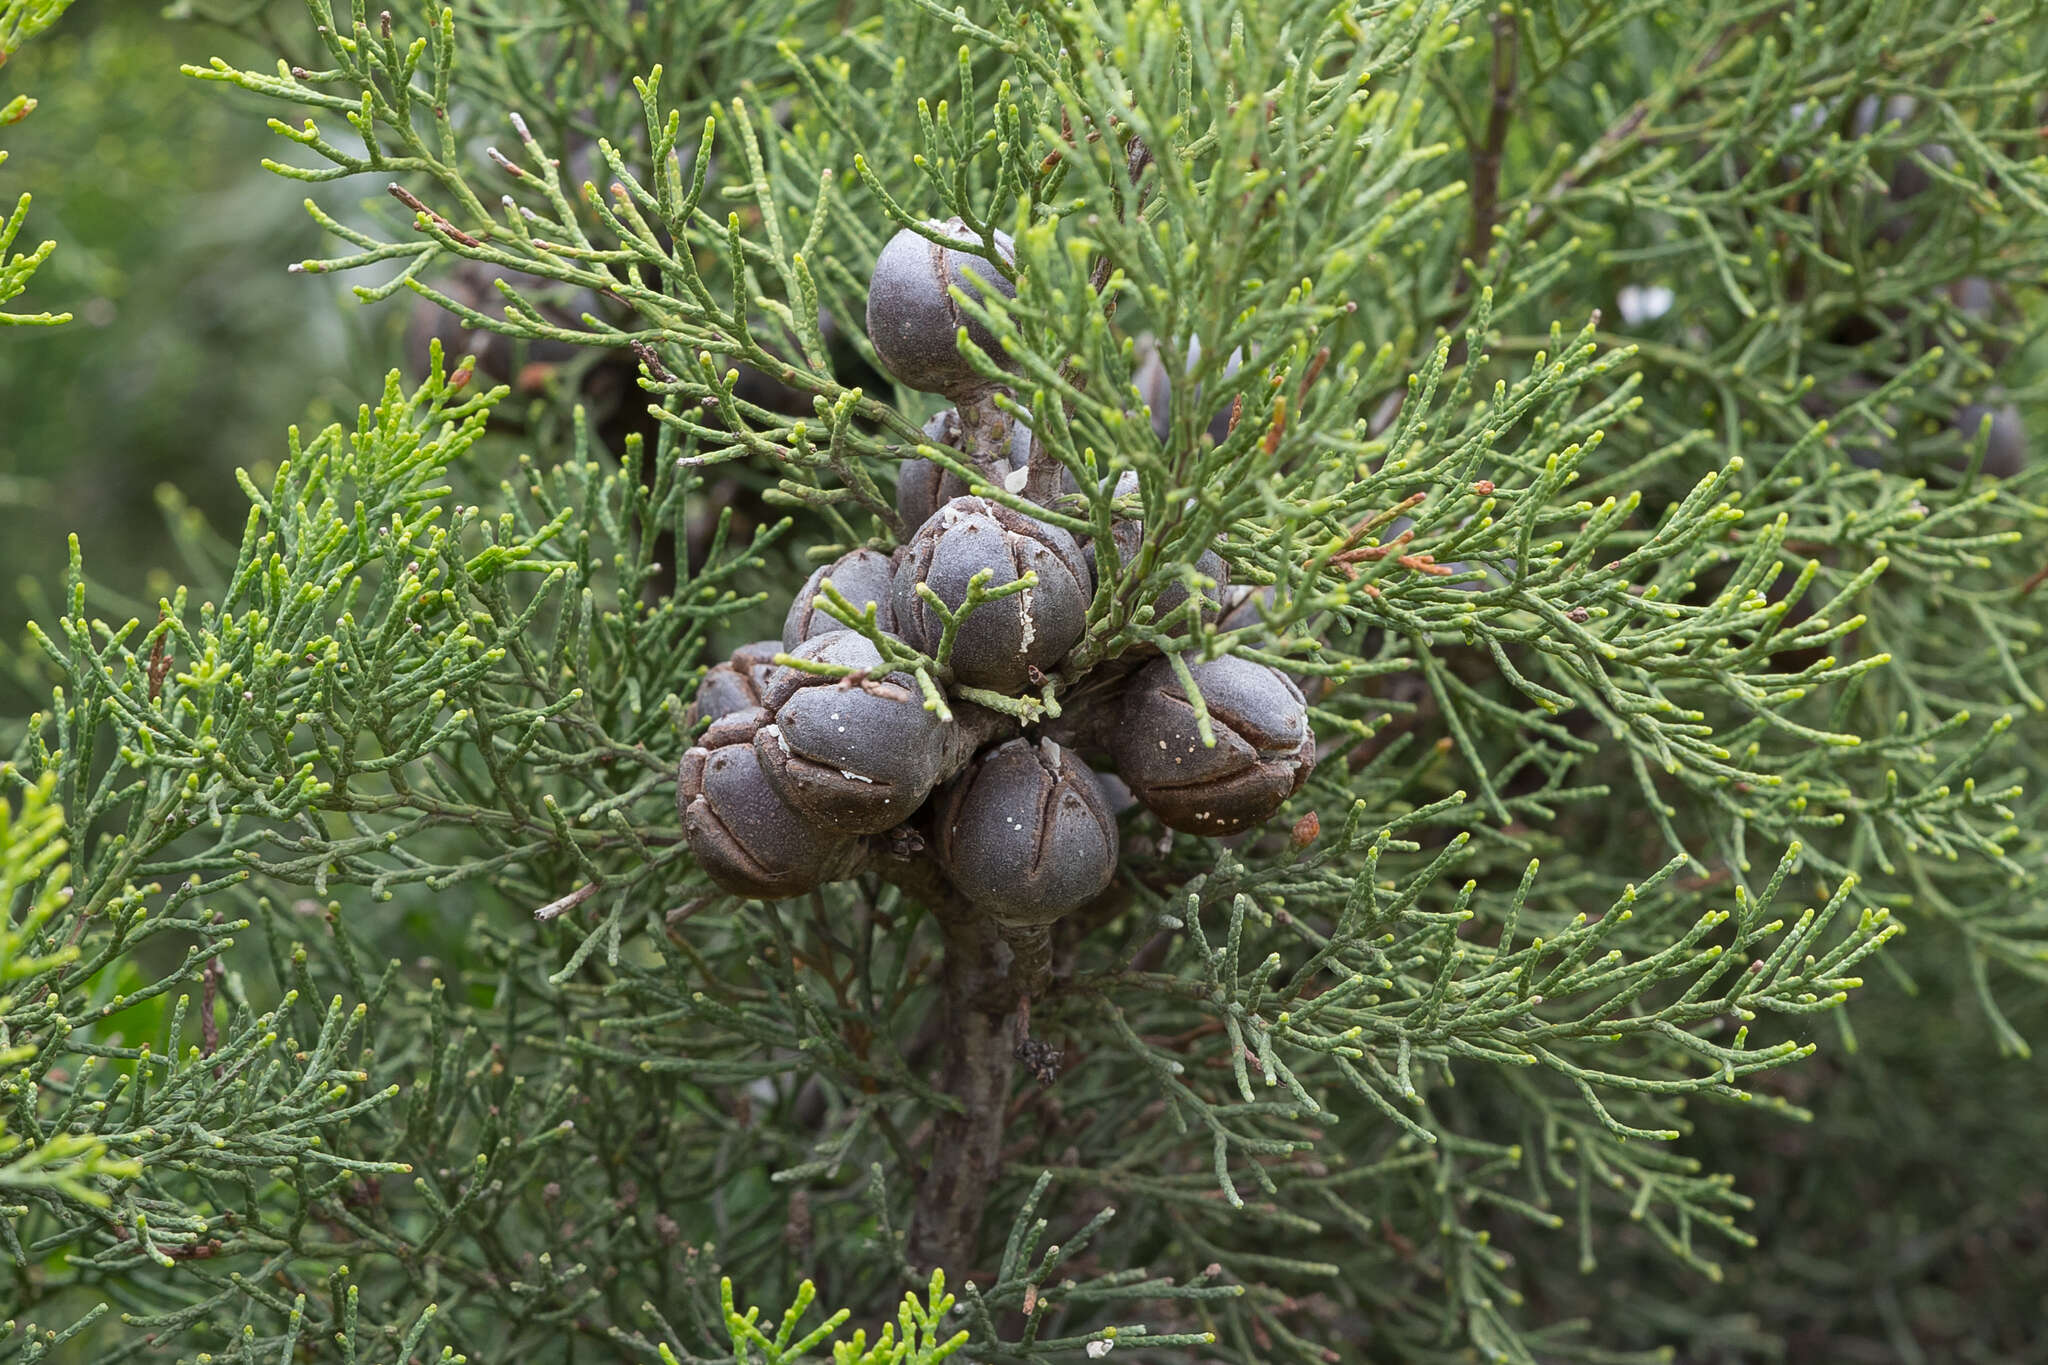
[2,0,2044,1362]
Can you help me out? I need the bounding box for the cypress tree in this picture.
[3,1,2045,1360]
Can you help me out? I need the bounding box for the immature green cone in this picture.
[1112,654,1315,836]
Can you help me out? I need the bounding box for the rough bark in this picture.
[888,859,1019,1274]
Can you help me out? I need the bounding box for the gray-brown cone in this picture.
[1111,654,1315,836]
[865,220,1017,398]
[937,737,1118,927]
[1133,333,1241,446]
[404,261,594,390]
[783,549,900,648]
[1086,519,1230,631]
[753,631,949,836]
[893,496,1092,692]
[1956,402,2027,478]
[677,709,865,900]
[684,640,785,730]
[1217,589,1328,703]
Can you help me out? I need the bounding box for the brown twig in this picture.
[1462,10,1520,285]
[1262,396,1288,454]
[201,958,223,1081]
[901,870,1021,1274]
[388,183,484,249]
[629,340,677,384]
[1296,347,1331,404]
[146,612,173,703]
[533,880,600,923]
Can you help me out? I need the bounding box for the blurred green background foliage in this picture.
[0,3,369,706]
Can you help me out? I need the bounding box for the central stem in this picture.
[909,900,1019,1274]
[997,921,1053,999]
